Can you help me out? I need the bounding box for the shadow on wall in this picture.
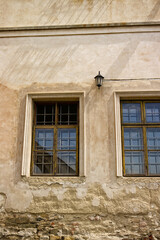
[147,0,160,20]
[106,40,139,79]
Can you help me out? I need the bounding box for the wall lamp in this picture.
[94,71,104,89]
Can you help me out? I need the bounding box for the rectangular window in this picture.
[31,101,79,176]
[121,100,160,176]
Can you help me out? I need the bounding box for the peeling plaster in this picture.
[32,188,51,197]
[52,188,67,201]
[76,187,88,199]
[92,197,100,207]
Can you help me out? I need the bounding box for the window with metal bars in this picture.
[31,101,79,176]
[121,100,160,176]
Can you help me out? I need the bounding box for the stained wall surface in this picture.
[0,1,160,240]
[0,0,160,27]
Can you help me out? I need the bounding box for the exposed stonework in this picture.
[0,193,6,212]
[0,212,159,240]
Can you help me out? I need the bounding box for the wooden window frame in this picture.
[114,91,160,177]
[21,92,85,177]
[121,100,160,177]
[31,101,79,176]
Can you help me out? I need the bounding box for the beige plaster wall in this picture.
[0,0,160,28]
[0,31,160,90]
[0,27,160,239]
[1,1,160,239]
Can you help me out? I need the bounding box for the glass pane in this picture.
[35,129,54,150]
[36,115,44,125]
[58,128,76,150]
[145,103,160,123]
[34,152,53,163]
[61,104,68,113]
[61,115,68,125]
[34,164,42,174]
[124,128,143,150]
[34,153,43,163]
[58,103,77,125]
[147,128,160,150]
[34,152,53,174]
[57,152,76,175]
[122,103,141,123]
[69,114,77,124]
[148,151,160,175]
[70,104,77,113]
[45,140,53,149]
[36,104,55,125]
[125,151,144,175]
[44,153,53,163]
[44,164,52,174]
[46,105,53,114]
[36,104,44,114]
[45,115,52,123]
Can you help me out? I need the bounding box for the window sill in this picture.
[21,175,86,186]
[117,175,160,184]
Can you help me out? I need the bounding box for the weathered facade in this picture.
[0,0,160,239]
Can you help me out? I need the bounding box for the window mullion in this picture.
[142,101,148,176]
[54,127,57,175]
[54,103,58,175]
[34,102,37,125]
[31,126,36,175]
[121,126,126,176]
[120,102,126,175]
[44,105,46,126]
[143,126,149,176]
[143,101,146,124]
[141,101,144,123]
[68,104,69,125]
[76,126,79,175]
[31,104,37,174]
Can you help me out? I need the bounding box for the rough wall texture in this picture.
[0,1,160,240]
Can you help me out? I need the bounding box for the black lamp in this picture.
[94,71,104,89]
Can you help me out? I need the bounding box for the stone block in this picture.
[40,236,49,240]
[50,236,75,240]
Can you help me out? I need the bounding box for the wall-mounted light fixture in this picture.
[94,71,104,89]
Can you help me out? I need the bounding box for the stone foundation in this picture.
[0,212,159,240]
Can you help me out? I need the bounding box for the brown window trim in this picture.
[31,101,79,176]
[121,100,160,177]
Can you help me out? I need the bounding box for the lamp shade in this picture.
[94,71,104,89]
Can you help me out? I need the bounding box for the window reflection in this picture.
[125,152,144,175]
[58,129,76,150]
[57,152,76,175]
[122,103,141,123]
[124,128,143,150]
[145,103,160,123]
[34,152,53,174]
[35,129,54,150]
[122,100,160,176]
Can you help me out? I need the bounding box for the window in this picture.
[22,92,85,177]
[32,101,79,176]
[121,100,160,176]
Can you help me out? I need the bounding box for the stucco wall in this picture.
[0,0,160,27]
[0,0,160,239]
[0,25,160,239]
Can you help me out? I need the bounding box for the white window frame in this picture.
[21,92,85,177]
[114,90,160,177]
